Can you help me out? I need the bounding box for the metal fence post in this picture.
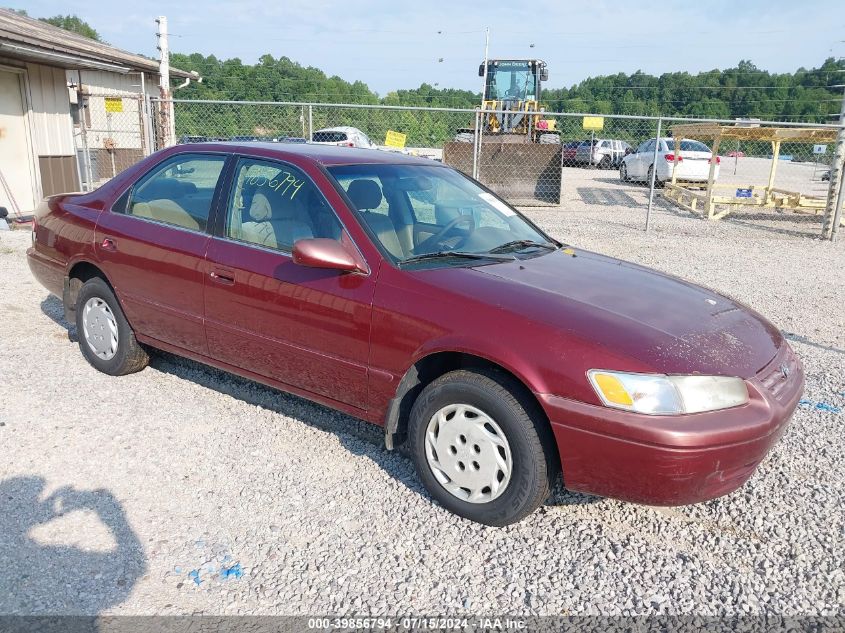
[645,117,662,231]
[308,104,313,141]
[142,94,155,157]
[472,108,481,180]
[822,86,845,240]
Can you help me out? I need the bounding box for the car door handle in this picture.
[209,270,235,285]
[100,238,117,252]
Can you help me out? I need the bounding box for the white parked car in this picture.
[311,126,376,149]
[620,138,720,186]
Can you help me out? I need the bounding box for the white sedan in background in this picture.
[311,126,376,149]
[621,137,720,186]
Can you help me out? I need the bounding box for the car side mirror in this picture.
[624,147,634,156]
[292,238,365,273]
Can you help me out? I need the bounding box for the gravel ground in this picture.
[0,193,843,617]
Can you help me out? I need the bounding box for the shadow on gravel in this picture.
[0,476,146,614]
[724,212,823,240]
[40,296,77,342]
[39,296,599,513]
[149,351,600,510]
[782,331,845,356]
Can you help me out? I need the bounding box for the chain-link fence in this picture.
[141,99,845,239]
[72,93,151,190]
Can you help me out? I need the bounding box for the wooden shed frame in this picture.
[662,123,837,220]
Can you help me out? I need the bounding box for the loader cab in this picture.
[480,59,548,104]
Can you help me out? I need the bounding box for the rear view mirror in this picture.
[624,147,634,156]
[393,176,433,192]
[292,238,366,274]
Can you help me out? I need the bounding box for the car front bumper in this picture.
[538,345,804,505]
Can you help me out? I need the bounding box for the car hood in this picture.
[466,249,782,377]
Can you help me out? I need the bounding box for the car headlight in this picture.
[587,370,749,415]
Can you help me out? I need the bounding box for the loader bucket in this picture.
[443,141,562,206]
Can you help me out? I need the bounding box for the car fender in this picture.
[412,335,548,396]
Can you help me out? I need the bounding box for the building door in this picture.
[0,71,37,215]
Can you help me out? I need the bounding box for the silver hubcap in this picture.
[424,404,512,504]
[82,297,118,360]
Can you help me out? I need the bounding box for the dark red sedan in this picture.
[28,142,803,526]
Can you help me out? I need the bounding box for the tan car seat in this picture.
[239,191,314,250]
[132,199,199,231]
[346,179,404,259]
[238,192,278,248]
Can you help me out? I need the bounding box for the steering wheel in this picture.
[415,215,475,254]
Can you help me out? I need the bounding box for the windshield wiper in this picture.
[400,251,516,266]
[487,240,558,254]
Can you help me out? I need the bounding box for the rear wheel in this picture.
[648,164,664,188]
[76,277,149,376]
[408,369,555,526]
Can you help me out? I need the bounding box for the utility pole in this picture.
[822,80,845,240]
[156,16,173,148]
[480,27,490,106]
[474,28,490,181]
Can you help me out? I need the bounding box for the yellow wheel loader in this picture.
[443,59,563,205]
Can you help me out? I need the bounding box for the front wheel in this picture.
[408,369,555,526]
[76,277,149,375]
[620,163,629,182]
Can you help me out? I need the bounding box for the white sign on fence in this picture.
[813,144,828,155]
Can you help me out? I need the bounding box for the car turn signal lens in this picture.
[587,370,749,416]
[590,373,633,406]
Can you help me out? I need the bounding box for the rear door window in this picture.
[313,131,348,143]
[679,140,711,152]
[120,154,226,232]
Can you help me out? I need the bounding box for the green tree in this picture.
[40,14,103,41]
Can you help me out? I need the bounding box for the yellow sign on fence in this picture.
[384,130,407,148]
[582,116,604,131]
[104,97,124,113]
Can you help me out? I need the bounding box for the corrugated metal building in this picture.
[0,9,193,215]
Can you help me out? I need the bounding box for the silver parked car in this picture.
[574,138,632,169]
[311,126,376,149]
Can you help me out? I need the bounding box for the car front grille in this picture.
[758,344,801,403]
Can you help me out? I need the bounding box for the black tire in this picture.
[598,155,611,170]
[620,163,629,182]
[408,369,555,526]
[75,277,149,376]
[648,164,664,188]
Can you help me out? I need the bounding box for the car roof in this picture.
[176,141,437,166]
[314,126,361,133]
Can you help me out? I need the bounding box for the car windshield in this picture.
[326,163,556,266]
[313,131,347,143]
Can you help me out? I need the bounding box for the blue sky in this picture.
[19,0,845,94]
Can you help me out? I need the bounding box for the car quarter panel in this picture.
[27,195,103,298]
